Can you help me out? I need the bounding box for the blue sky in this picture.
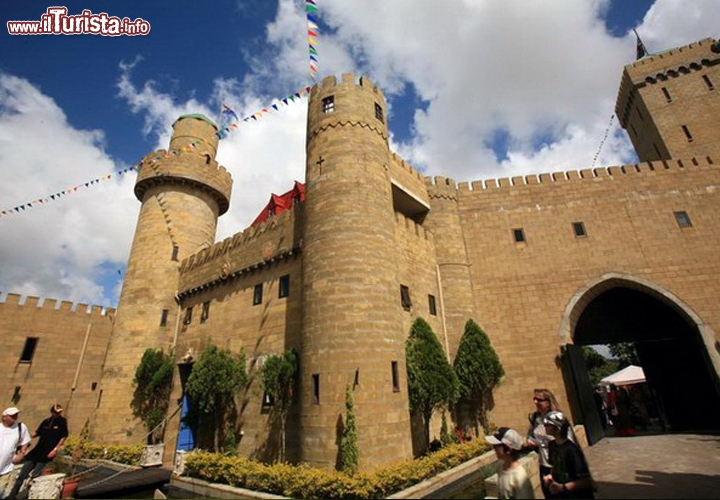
[1,0,718,307]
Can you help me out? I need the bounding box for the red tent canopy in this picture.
[250,181,305,227]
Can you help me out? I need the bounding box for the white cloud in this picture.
[302,0,719,182]
[2,0,718,307]
[0,74,137,306]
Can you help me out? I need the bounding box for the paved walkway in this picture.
[584,433,720,499]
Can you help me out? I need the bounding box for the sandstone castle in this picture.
[2,36,720,469]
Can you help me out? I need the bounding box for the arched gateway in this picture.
[559,273,720,445]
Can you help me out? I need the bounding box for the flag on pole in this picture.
[634,29,648,60]
[222,103,239,122]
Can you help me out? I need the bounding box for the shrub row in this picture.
[61,435,144,465]
[183,439,489,499]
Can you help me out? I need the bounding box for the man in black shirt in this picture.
[542,411,595,499]
[8,404,68,499]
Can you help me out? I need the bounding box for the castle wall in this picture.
[393,212,442,340]
[170,206,304,462]
[0,293,114,434]
[456,156,720,434]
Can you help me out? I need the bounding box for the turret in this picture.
[616,38,720,161]
[93,115,232,443]
[301,74,413,468]
[424,176,477,359]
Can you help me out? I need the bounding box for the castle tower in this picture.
[301,74,413,468]
[616,38,720,162]
[94,115,232,443]
[424,177,477,359]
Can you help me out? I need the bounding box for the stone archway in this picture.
[559,273,720,434]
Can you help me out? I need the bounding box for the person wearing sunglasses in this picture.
[526,389,565,499]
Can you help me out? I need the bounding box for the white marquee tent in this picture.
[600,365,646,386]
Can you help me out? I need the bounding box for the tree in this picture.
[186,344,248,452]
[608,342,641,368]
[132,348,174,444]
[261,348,298,462]
[453,319,504,435]
[339,384,359,474]
[405,317,459,452]
[582,346,619,386]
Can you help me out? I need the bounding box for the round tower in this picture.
[424,177,477,359]
[301,74,413,468]
[94,115,232,443]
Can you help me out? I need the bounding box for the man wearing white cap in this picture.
[8,404,68,499]
[0,408,30,499]
[485,427,535,499]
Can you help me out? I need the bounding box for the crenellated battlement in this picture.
[389,152,429,205]
[135,149,233,214]
[437,155,718,194]
[616,38,719,127]
[178,205,303,295]
[0,292,115,316]
[426,176,459,201]
[394,211,433,243]
[312,73,383,99]
[390,152,424,181]
[627,38,718,76]
[307,72,389,148]
[180,207,297,274]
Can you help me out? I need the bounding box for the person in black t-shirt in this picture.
[8,404,68,499]
[541,411,594,499]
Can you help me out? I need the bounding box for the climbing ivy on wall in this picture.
[132,348,174,444]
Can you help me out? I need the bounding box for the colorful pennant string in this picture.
[307,0,319,80]
[0,85,314,218]
[0,169,131,218]
[1,1,323,219]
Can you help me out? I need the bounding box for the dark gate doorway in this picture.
[565,283,720,436]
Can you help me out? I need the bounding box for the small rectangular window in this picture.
[375,103,384,123]
[171,245,179,261]
[19,337,39,363]
[160,309,169,327]
[391,361,400,392]
[512,228,525,243]
[681,125,693,142]
[253,283,263,305]
[674,211,692,228]
[312,374,320,405]
[262,392,274,407]
[183,307,193,325]
[279,275,290,298]
[200,301,210,323]
[662,87,672,102]
[702,75,714,91]
[322,96,334,114]
[428,295,437,316]
[572,221,587,237]
[400,285,412,311]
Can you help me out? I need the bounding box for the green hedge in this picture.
[61,435,144,465]
[184,439,490,499]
